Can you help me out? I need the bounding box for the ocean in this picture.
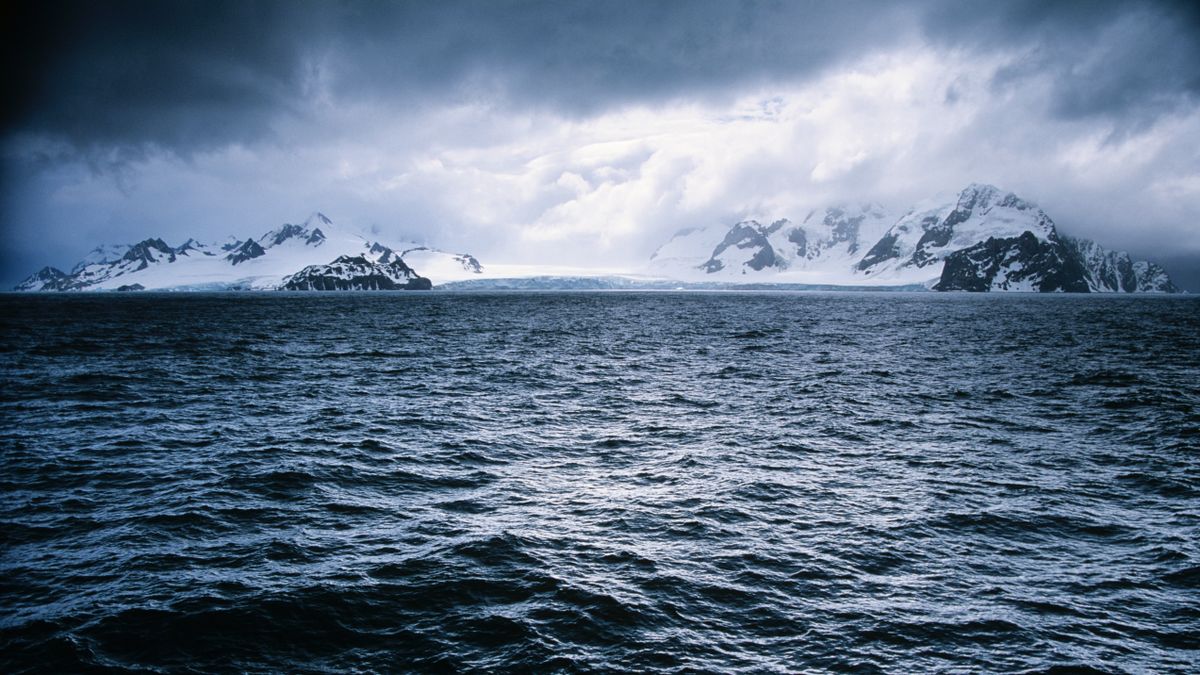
[1,291,1197,672]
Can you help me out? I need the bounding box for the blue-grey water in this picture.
[1,292,1198,673]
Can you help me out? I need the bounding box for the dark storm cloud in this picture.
[1,1,316,152]
[924,1,1200,130]
[4,0,1198,156]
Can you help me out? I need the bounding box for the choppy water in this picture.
[1,292,1198,673]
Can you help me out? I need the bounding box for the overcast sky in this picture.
[2,0,1199,288]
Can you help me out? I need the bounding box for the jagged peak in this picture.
[957,183,1035,212]
[261,223,308,247]
[128,237,172,250]
[122,238,173,262]
[260,213,337,248]
[226,238,266,265]
[366,241,398,263]
[32,266,67,278]
[323,254,415,272]
[13,266,71,291]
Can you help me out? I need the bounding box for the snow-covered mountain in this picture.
[1063,236,1178,293]
[650,203,892,282]
[14,212,483,291]
[13,267,72,292]
[649,184,1180,293]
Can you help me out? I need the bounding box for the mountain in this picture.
[14,212,483,291]
[13,266,73,292]
[649,184,1180,293]
[651,203,892,282]
[856,184,1056,280]
[933,232,1090,292]
[281,255,431,291]
[1063,236,1178,293]
[71,244,130,273]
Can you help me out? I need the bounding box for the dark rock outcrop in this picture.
[936,232,1090,292]
[701,220,789,273]
[857,231,902,270]
[122,238,176,269]
[265,223,310,247]
[281,255,431,291]
[936,227,1180,293]
[226,239,266,265]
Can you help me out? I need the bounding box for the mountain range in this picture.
[14,213,483,292]
[649,184,1179,292]
[13,184,1181,292]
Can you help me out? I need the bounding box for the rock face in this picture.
[857,184,1056,278]
[1065,237,1178,293]
[281,255,431,291]
[14,266,73,292]
[934,232,1090,292]
[13,211,481,291]
[226,239,266,265]
[649,184,1180,293]
[701,220,789,273]
[934,233,1178,293]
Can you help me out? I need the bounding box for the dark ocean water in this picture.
[1,291,1198,673]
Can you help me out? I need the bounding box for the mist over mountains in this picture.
[650,184,1178,292]
[15,184,1180,293]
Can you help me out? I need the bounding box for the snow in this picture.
[856,184,1055,283]
[15,185,1181,294]
[637,184,1177,292]
[46,214,489,291]
[645,204,929,286]
[649,225,730,270]
[71,244,130,274]
[397,248,483,284]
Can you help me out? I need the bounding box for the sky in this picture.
[2,0,1199,289]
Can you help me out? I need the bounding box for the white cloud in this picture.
[6,44,1199,277]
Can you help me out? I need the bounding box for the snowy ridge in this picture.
[15,212,483,291]
[71,244,130,274]
[856,184,1055,282]
[647,184,1179,293]
[650,203,892,283]
[1064,237,1178,293]
[13,267,72,292]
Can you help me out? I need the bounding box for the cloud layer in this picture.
[3,0,1199,285]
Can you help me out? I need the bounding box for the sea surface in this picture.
[1,292,1198,673]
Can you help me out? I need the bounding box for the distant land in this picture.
[14,184,1180,293]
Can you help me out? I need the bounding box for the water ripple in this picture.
[1,291,1198,672]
